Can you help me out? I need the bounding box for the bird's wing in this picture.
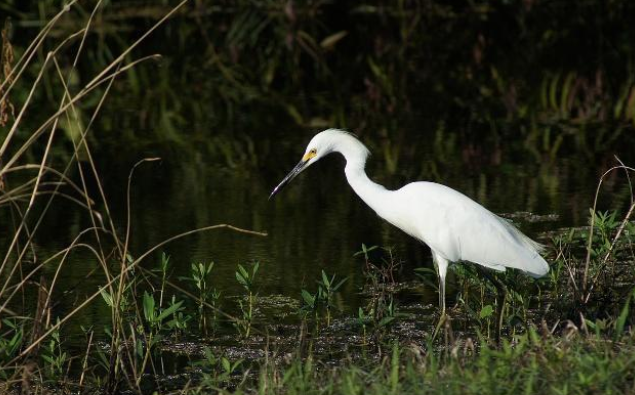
[397,182,549,278]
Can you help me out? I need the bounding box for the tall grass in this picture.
[0,2,267,393]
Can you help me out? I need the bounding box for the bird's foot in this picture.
[432,309,449,341]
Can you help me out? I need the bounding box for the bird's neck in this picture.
[341,147,389,214]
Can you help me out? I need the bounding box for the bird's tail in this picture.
[498,216,549,277]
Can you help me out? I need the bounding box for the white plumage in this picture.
[270,129,549,312]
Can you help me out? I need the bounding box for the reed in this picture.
[0,2,266,393]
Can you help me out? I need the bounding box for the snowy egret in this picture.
[270,129,549,314]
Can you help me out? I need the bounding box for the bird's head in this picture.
[269,129,347,199]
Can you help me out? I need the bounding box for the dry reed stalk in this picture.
[0,228,110,314]
[0,54,160,295]
[0,19,15,128]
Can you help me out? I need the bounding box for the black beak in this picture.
[269,160,308,199]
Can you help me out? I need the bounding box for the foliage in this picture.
[2,1,635,166]
[223,331,635,395]
[300,270,347,326]
[181,261,220,332]
[234,262,260,338]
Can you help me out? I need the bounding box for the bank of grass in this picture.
[229,333,635,395]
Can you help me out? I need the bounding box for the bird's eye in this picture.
[303,148,317,162]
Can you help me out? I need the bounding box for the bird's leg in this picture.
[433,253,449,317]
[432,277,448,342]
[439,277,446,316]
[474,266,508,343]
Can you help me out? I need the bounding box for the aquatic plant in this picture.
[234,262,260,338]
[182,260,220,332]
[299,270,347,327]
[195,348,244,390]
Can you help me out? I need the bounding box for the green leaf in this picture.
[320,30,348,49]
[222,357,231,373]
[301,290,316,306]
[157,301,184,322]
[615,287,635,340]
[41,355,55,364]
[143,291,155,321]
[379,316,395,327]
[480,305,494,319]
[333,277,348,292]
[321,270,329,286]
[99,288,114,307]
[236,272,248,287]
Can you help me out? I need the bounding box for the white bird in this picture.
[270,129,549,314]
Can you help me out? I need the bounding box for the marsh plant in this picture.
[154,253,171,309]
[166,295,192,336]
[148,254,193,336]
[41,319,68,382]
[194,349,244,390]
[316,270,347,325]
[355,244,402,290]
[357,294,400,344]
[545,206,635,320]
[0,318,23,379]
[300,270,347,326]
[182,261,220,333]
[140,291,185,337]
[122,292,186,387]
[353,244,403,338]
[234,262,260,338]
